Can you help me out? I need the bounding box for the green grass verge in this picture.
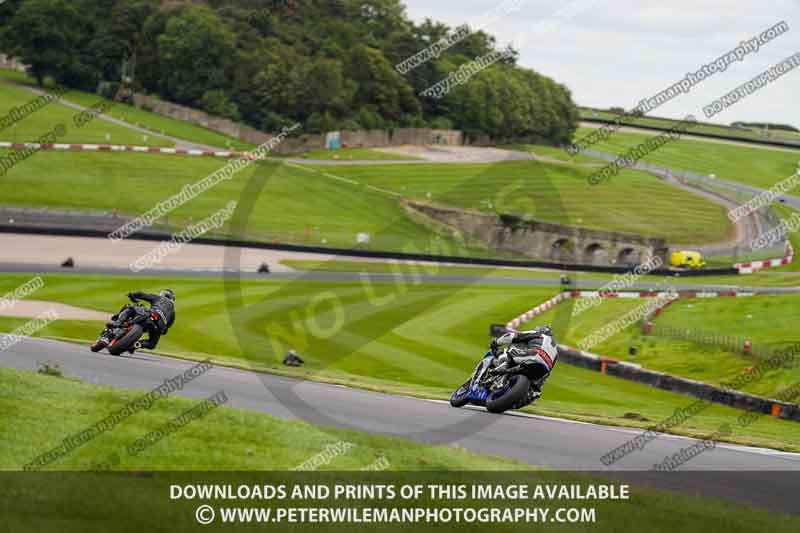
[578,126,800,190]
[2,272,800,452]
[0,366,525,471]
[762,202,800,272]
[0,68,252,150]
[0,77,172,147]
[520,294,800,399]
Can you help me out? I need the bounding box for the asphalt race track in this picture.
[3,337,800,514]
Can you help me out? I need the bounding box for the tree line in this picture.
[0,0,579,143]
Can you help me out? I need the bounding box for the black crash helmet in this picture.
[160,289,176,301]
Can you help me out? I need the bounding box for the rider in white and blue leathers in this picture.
[491,325,558,400]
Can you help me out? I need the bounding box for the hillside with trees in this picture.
[0,0,579,143]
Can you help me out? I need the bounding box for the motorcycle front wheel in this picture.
[450,380,471,407]
[90,340,106,352]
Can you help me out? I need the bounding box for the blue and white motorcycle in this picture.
[450,330,554,414]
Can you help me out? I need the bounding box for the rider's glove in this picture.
[489,339,499,354]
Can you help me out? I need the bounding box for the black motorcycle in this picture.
[450,332,549,414]
[90,303,154,356]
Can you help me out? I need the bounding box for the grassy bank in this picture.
[578,126,799,190]
[0,76,172,147]
[0,68,250,150]
[520,294,800,398]
[0,366,524,471]
[304,159,733,244]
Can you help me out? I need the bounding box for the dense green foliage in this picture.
[0,0,579,142]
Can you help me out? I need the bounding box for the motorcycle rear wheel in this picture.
[108,325,144,356]
[486,375,530,414]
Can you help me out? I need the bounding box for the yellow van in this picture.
[670,250,706,269]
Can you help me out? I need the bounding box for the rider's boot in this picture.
[530,377,547,401]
